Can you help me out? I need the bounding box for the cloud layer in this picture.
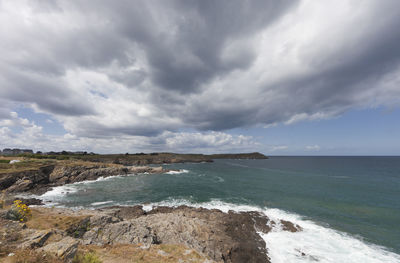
[1,0,400,152]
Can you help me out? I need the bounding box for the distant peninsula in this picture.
[0,149,268,165]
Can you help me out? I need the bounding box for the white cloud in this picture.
[0,116,259,153]
[305,145,320,151]
[270,145,289,151]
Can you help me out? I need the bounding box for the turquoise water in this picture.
[41,157,400,261]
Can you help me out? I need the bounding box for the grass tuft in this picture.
[72,252,102,263]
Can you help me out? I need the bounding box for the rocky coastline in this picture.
[0,161,165,195]
[0,205,302,263]
[0,153,306,262]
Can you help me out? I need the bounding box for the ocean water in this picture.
[39,157,400,262]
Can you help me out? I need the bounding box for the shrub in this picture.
[72,252,102,263]
[6,200,32,222]
[0,159,10,163]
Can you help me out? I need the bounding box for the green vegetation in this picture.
[0,160,10,164]
[0,159,55,174]
[16,153,72,160]
[6,200,32,222]
[72,252,102,263]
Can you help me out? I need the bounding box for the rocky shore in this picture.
[0,154,304,262]
[0,161,164,195]
[0,205,302,263]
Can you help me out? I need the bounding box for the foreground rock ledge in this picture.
[0,205,302,263]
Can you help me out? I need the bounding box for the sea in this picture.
[38,157,400,263]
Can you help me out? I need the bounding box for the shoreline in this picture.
[0,203,301,263]
[0,160,167,196]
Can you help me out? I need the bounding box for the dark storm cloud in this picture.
[1,0,400,138]
[142,0,298,93]
[170,0,400,131]
[67,0,298,93]
[0,65,95,116]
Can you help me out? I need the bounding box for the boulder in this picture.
[18,230,53,249]
[40,236,79,263]
[6,179,33,193]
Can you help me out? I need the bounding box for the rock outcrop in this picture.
[0,162,165,195]
[0,205,302,263]
[0,165,55,192]
[39,237,79,262]
[82,206,301,262]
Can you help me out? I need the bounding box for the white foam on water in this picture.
[142,204,154,212]
[90,200,114,206]
[214,176,225,183]
[142,199,400,263]
[38,174,145,206]
[74,175,125,184]
[165,169,189,175]
[260,208,400,263]
[41,185,78,198]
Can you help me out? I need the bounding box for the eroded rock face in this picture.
[82,206,274,263]
[0,165,55,191]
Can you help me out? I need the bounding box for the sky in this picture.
[0,0,400,155]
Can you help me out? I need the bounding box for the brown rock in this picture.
[280,219,302,232]
[108,205,146,220]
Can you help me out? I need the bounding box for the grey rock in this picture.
[40,236,79,263]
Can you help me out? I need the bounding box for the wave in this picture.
[41,185,79,198]
[39,176,124,204]
[165,169,189,175]
[138,199,400,263]
[75,175,126,184]
[214,176,225,183]
[90,200,114,206]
